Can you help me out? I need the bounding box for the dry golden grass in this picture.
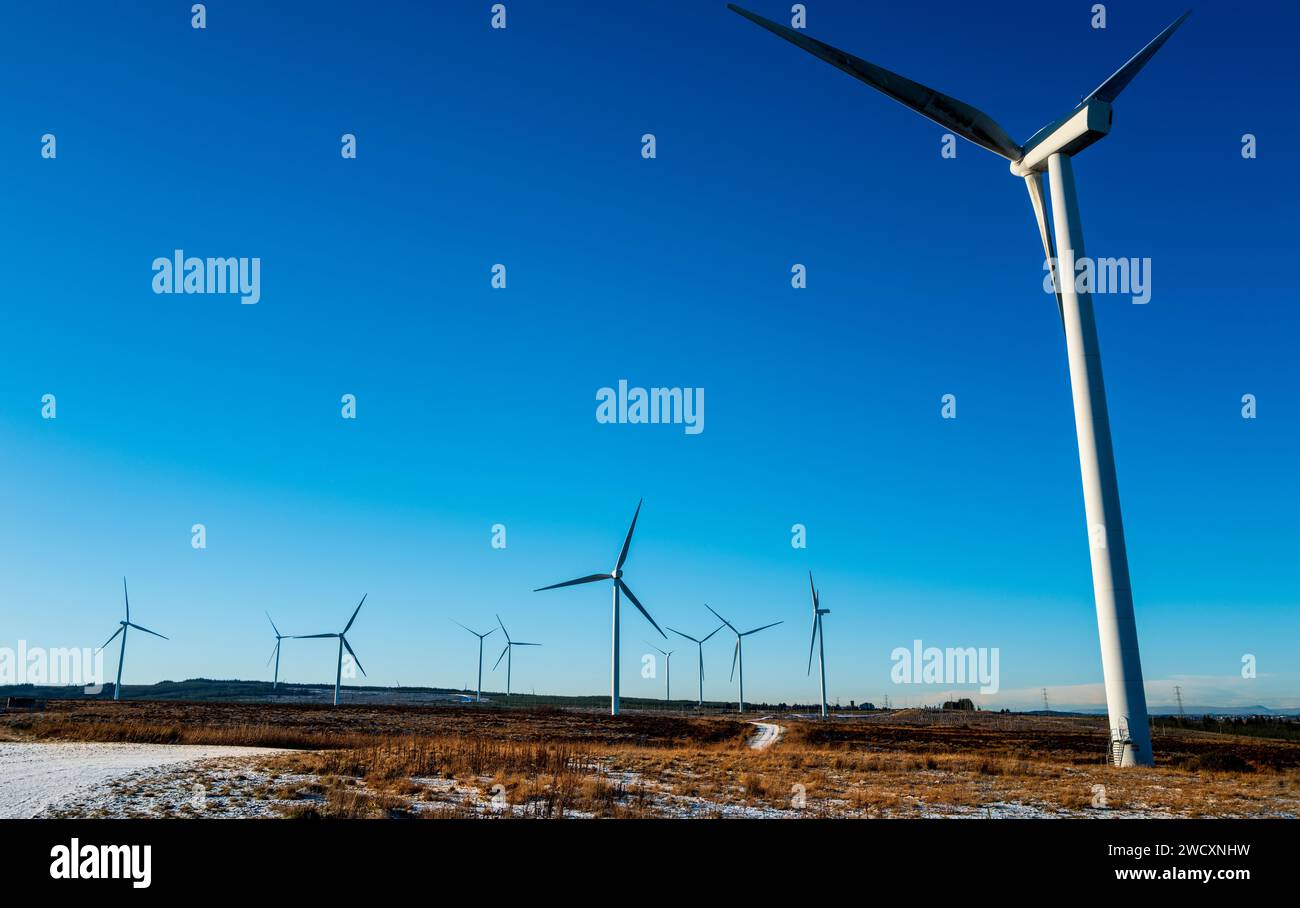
[19,717,362,750]
[9,700,1295,819]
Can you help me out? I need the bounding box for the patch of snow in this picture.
[0,742,286,819]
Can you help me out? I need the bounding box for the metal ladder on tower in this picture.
[1108,719,1131,767]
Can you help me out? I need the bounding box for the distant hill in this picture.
[3,679,1293,717]
[1028,704,1300,717]
[0,678,790,712]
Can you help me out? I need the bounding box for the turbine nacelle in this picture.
[1010,100,1112,177]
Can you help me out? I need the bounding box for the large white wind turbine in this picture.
[265,612,289,690]
[706,604,782,714]
[647,642,674,703]
[492,614,540,698]
[295,595,367,706]
[730,5,1192,766]
[667,622,725,708]
[453,620,496,703]
[535,499,667,716]
[805,572,830,718]
[97,577,168,701]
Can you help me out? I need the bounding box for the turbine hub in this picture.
[611,569,622,580]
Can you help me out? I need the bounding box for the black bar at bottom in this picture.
[0,818,1281,892]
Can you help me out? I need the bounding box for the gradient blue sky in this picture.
[0,1,1295,709]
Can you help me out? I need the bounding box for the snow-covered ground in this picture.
[747,720,784,750]
[5,740,1289,819]
[0,742,285,819]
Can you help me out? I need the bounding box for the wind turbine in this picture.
[728,5,1191,767]
[265,612,289,690]
[493,614,540,699]
[97,577,168,701]
[295,595,367,706]
[706,604,782,713]
[453,620,496,703]
[647,642,674,703]
[806,572,830,718]
[668,622,725,708]
[535,499,666,716]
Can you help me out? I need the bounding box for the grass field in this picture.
[3,700,1297,819]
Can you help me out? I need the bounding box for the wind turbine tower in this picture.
[493,615,541,698]
[668,622,725,708]
[97,577,169,701]
[295,595,368,706]
[729,4,1192,766]
[706,604,782,713]
[535,499,666,715]
[454,620,496,703]
[806,572,830,718]
[266,613,289,690]
[648,642,674,703]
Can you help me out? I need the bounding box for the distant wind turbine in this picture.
[295,595,367,706]
[453,620,496,703]
[493,614,540,698]
[668,622,725,707]
[265,612,289,690]
[706,604,782,714]
[805,572,830,718]
[535,499,666,716]
[97,577,168,701]
[647,642,673,702]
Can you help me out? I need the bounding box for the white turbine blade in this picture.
[807,618,818,675]
[667,627,700,644]
[98,625,124,651]
[496,614,511,643]
[266,611,281,637]
[615,498,643,570]
[514,642,542,647]
[617,580,665,638]
[1025,172,1064,325]
[704,604,736,633]
[122,576,130,621]
[741,620,783,637]
[492,644,510,671]
[266,642,279,668]
[341,636,366,677]
[127,622,168,640]
[343,594,367,633]
[1084,10,1192,104]
[728,4,1023,161]
[729,638,739,682]
[535,573,610,592]
[295,633,337,639]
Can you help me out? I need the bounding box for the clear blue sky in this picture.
[0,1,1295,710]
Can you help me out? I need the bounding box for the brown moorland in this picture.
[9,701,1298,819]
